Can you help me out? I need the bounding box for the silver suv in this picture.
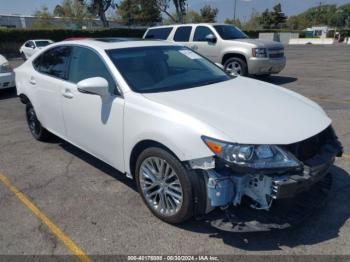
[143,23,286,76]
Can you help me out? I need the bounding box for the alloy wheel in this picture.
[225,61,242,76]
[139,157,183,216]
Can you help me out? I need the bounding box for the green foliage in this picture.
[53,0,92,28]
[155,0,186,23]
[259,3,287,29]
[117,0,161,25]
[224,18,242,28]
[81,0,117,27]
[286,3,350,30]
[199,5,218,23]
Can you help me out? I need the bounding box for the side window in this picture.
[25,41,34,48]
[144,27,173,40]
[69,46,117,95]
[174,26,192,42]
[38,46,72,80]
[193,26,215,42]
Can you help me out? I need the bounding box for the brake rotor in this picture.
[210,173,332,233]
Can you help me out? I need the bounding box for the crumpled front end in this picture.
[189,126,343,218]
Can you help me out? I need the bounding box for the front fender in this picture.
[123,93,229,174]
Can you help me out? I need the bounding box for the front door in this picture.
[189,26,220,63]
[61,46,124,171]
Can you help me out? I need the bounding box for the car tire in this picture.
[135,147,194,224]
[224,57,248,76]
[26,104,51,141]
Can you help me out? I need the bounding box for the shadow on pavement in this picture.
[180,165,350,251]
[59,140,137,191]
[0,87,17,100]
[254,75,298,85]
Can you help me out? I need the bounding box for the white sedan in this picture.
[0,55,15,90]
[15,39,342,224]
[19,39,54,60]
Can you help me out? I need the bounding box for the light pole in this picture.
[234,0,237,21]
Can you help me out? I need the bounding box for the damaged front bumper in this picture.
[191,126,343,215]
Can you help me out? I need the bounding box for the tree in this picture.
[242,9,262,30]
[81,0,117,27]
[33,5,58,29]
[199,5,218,23]
[224,18,242,28]
[53,0,91,28]
[271,3,287,28]
[259,3,287,29]
[184,10,202,23]
[260,8,273,29]
[155,0,187,23]
[117,0,161,25]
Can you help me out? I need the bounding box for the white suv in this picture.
[15,39,342,225]
[143,24,286,76]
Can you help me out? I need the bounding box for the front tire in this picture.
[135,147,194,224]
[26,104,51,141]
[224,57,248,76]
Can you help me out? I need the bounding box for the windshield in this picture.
[106,46,230,93]
[35,40,51,47]
[213,25,248,40]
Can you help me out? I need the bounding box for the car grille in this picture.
[268,47,284,59]
[284,126,339,162]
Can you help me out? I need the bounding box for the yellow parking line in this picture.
[310,96,350,105]
[0,173,92,262]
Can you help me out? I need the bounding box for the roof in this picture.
[57,39,178,50]
[147,23,225,29]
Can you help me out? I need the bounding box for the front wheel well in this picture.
[129,140,179,178]
[222,53,247,66]
[19,94,30,105]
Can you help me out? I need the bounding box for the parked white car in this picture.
[19,39,54,60]
[0,55,15,90]
[143,24,286,77]
[15,39,342,225]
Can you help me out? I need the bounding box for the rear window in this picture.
[174,26,192,42]
[144,28,173,40]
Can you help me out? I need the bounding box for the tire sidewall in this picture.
[26,104,46,140]
[135,147,193,224]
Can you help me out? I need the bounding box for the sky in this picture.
[0,0,349,22]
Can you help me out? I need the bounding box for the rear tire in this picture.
[135,147,194,224]
[26,104,51,141]
[224,57,248,76]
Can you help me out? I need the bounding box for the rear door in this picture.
[31,46,72,137]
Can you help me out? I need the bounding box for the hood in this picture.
[233,38,283,48]
[142,77,331,145]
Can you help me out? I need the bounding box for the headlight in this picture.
[0,62,12,73]
[252,48,267,58]
[202,136,300,169]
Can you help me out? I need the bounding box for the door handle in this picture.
[29,76,36,85]
[62,89,74,99]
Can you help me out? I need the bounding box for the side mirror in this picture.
[205,34,217,43]
[77,77,109,97]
